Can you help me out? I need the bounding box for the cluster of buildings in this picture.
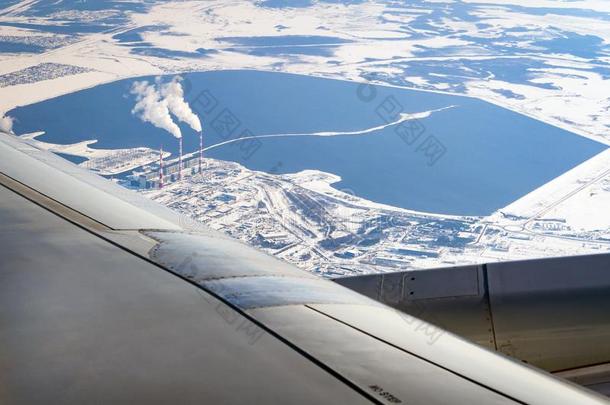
[128,150,203,189]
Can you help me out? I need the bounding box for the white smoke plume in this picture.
[130,80,182,138]
[161,76,202,132]
[0,114,14,134]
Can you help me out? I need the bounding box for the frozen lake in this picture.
[9,70,606,215]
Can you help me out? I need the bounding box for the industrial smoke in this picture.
[130,81,182,139]
[160,77,202,133]
[0,115,14,134]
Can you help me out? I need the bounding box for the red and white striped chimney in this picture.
[159,146,164,189]
[199,130,203,174]
[178,137,183,180]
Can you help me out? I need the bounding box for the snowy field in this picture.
[2,0,610,275]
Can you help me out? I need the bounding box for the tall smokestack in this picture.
[178,137,183,180]
[159,146,164,189]
[199,131,203,174]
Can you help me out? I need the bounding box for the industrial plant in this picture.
[127,76,204,189]
[128,134,204,189]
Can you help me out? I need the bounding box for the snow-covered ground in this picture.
[20,131,169,176]
[2,0,610,274]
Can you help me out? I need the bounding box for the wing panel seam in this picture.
[0,179,382,405]
[305,304,526,405]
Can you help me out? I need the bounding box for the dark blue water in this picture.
[363,58,562,91]
[111,25,217,59]
[534,33,605,59]
[8,70,606,216]
[0,41,45,53]
[17,0,149,16]
[219,35,351,57]
[0,21,108,34]
[130,47,216,59]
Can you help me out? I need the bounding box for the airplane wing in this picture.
[0,131,607,404]
[334,254,610,396]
